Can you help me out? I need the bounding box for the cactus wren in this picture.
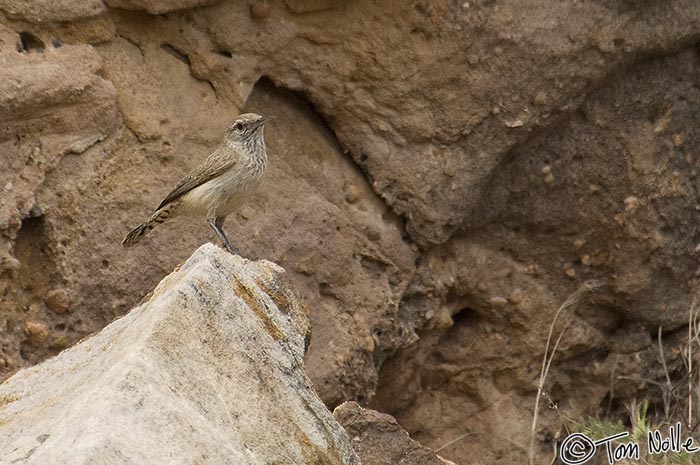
[121,113,269,254]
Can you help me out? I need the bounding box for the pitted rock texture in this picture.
[1,2,700,464]
[0,244,359,465]
[373,48,700,464]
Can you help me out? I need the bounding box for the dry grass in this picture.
[530,287,700,465]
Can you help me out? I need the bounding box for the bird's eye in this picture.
[235,122,243,131]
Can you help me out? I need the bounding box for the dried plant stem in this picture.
[528,280,602,465]
[658,326,672,417]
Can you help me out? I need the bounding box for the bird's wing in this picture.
[157,147,239,210]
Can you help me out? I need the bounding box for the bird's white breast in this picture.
[181,165,262,218]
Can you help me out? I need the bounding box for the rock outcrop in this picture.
[0,244,359,465]
[335,402,456,465]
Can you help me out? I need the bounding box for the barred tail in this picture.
[121,203,180,247]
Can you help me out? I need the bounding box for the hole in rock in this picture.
[450,307,476,328]
[18,32,45,53]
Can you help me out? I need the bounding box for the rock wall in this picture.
[1,1,700,464]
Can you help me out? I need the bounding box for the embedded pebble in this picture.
[508,288,524,305]
[533,91,547,106]
[345,184,361,203]
[250,1,271,19]
[624,196,640,211]
[26,320,49,347]
[45,288,71,314]
[363,336,375,353]
[1,253,21,271]
[524,264,537,274]
[365,227,380,242]
[435,312,454,330]
[49,335,68,351]
[506,119,524,128]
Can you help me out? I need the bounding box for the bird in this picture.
[121,113,269,255]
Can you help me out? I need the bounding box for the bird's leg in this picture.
[207,217,240,255]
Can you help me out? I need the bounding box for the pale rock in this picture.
[0,244,359,465]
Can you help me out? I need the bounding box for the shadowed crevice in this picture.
[18,31,45,52]
[249,76,417,248]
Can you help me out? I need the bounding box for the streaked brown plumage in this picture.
[121,113,269,254]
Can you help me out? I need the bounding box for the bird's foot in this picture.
[220,242,241,255]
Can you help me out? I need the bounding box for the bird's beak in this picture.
[255,115,273,129]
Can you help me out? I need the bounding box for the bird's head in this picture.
[224,113,269,148]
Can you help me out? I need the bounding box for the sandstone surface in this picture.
[0,244,359,465]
